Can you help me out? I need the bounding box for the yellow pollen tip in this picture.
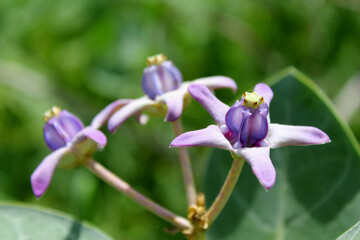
[242,91,264,109]
[43,106,62,122]
[146,53,167,66]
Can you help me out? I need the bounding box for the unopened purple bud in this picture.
[43,107,84,151]
[225,92,269,148]
[142,54,182,100]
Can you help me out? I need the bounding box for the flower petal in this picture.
[91,99,132,129]
[170,125,233,151]
[193,76,238,92]
[108,96,154,133]
[76,127,107,148]
[43,123,67,151]
[254,83,273,105]
[188,83,230,125]
[31,147,69,198]
[157,86,187,121]
[235,147,276,190]
[57,111,84,138]
[267,124,331,148]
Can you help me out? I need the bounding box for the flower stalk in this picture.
[83,158,192,231]
[171,119,197,206]
[205,155,245,225]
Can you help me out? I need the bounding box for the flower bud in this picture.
[142,54,182,100]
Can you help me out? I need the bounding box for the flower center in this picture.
[242,91,264,109]
[146,53,167,66]
[43,106,62,122]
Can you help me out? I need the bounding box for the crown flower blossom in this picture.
[170,83,330,190]
[31,107,107,198]
[93,54,238,133]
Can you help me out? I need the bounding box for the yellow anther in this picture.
[146,53,167,66]
[242,91,264,109]
[43,106,62,122]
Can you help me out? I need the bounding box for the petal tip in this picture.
[30,175,46,199]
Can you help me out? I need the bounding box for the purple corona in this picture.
[43,107,85,151]
[142,54,182,100]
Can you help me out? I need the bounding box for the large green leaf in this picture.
[337,220,360,240]
[0,203,113,240]
[205,67,360,240]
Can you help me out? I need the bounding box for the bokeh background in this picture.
[0,0,359,239]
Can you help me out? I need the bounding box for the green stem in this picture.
[83,158,192,231]
[205,156,245,225]
[171,119,197,206]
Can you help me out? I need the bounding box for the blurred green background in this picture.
[0,0,359,239]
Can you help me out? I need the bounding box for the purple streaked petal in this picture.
[170,125,234,151]
[91,99,132,129]
[108,96,154,133]
[240,106,269,147]
[142,65,163,99]
[188,83,230,126]
[31,147,69,198]
[57,111,84,139]
[235,147,276,190]
[142,61,182,99]
[267,124,331,149]
[158,61,182,91]
[254,83,273,105]
[225,102,251,144]
[75,127,107,148]
[43,123,67,151]
[193,76,238,93]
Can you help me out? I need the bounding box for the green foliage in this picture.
[0,203,112,240]
[205,68,360,239]
[337,220,360,240]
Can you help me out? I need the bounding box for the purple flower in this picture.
[93,54,238,133]
[31,107,107,198]
[170,83,330,190]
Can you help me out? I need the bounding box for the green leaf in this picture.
[205,67,360,240]
[0,203,113,240]
[337,220,360,240]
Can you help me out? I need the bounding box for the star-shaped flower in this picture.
[170,83,330,190]
[92,54,237,133]
[31,107,107,198]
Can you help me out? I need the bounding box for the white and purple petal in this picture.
[170,125,234,151]
[73,127,107,148]
[108,96,154,133]
[235,147,276,190]
[193,76,238,93]
[157,87,185,122]
[188,83,230,126]
[254,83,273,105]
[91,99,132,129]
[267,124,330,149]
[31,147,69,198]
